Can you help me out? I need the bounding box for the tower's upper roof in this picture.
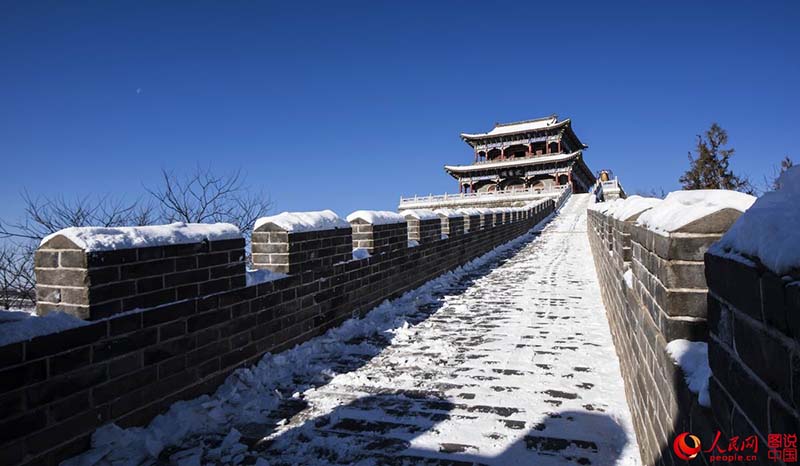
[460,115,587,150]
[460,115,561,140]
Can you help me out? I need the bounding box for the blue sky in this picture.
[1,1,798,222]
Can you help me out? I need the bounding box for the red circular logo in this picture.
[673,432,702,460]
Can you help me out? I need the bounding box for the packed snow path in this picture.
[69,194,639,466]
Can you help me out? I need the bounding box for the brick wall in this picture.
[438,213,464,237]
[35,237,246,321]
[0,199,556,466]
[404,215,441,244]
[251,223,352,275]
[705,250,800,457]
[349,219,407,256]
[463,214,482,233]
[588,199,745,466]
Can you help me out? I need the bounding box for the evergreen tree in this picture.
[679,123,752,193]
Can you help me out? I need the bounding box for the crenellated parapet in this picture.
[346,210,407,255]
[434,209,465,238]
[0,194,564,466]
[402,210,441,244]
[588,190,759,464]
[34,223,246,320]
[251,210,352,274]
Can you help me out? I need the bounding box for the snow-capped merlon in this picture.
[636,190,755,233]
[346,210,406,225]
[402,209,439,220]
[254,210,350,233]
[587,198,622,214]
[666,339,711,407]
[610,196,663,222]
[40,222,241,251]
[456,208,483,216]
[711,166,800,275]
[433,208,462,218]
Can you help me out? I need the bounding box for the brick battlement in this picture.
[0,198,558,466]
[586,191,792,465]
[35,235,246,321]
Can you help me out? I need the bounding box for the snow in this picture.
[433,208,462,218]
[62,194,639,466]
[460,115,559,138]
[665,340,711,407]
[610,196,663,222]
[0,309,88,346]
[636,190,755,233]
[711,166,800,275]
[254,210,349,233]
[352,248,371,260]
[346,210,405,225]
[456,208,483,216]
[245,269,288,287]
[40,223,241,252]
[587,198,622,214]
[445,151,580,172]
[64,208,554,466]
[622,269,633,289]
[402,209,439,220]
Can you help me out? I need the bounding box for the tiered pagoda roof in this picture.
[459,115,588,150]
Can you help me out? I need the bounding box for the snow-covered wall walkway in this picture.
[62,194,639,466]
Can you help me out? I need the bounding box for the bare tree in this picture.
[0,192,152,311]
[0,166,272,309]
[146,166,272,233]
[634,187,667,199]
[0,242,36,310]
[767,156,794,191]
[0,191,151,241]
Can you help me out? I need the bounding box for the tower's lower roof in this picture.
[444,151,582,174]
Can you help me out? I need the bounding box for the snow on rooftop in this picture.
[712,166,800,275]
[666,339,711,407]
[636,190,755,233]
[445,151,580,173]
[255,210,349,233]
[346,210,405,225]
[461,116,559,139]
[610,196,663,221]
[40,222,241,252]
[402,209,439,220]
